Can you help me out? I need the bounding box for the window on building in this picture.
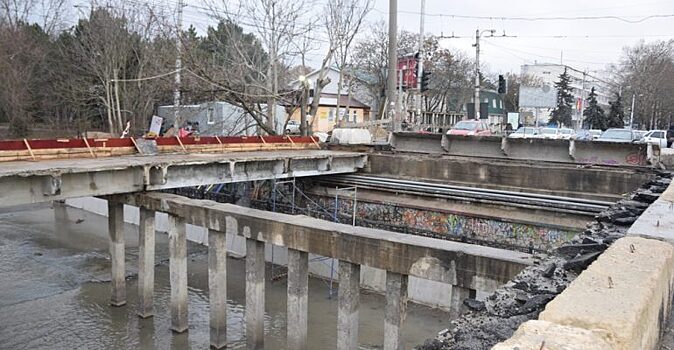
[492,99,496,108]
[328,108,335,121]
[543,71,551,75]
[352,110,357,123]
[207,107,215,124]
[499,100,503,109]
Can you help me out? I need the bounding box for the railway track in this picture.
[314,174,612,216]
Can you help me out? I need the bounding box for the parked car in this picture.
[634,130,648,141]
[446,120,492,136]
[596,128,641,143]
[508,127,539,139]
[575,130,594,141]
[589,129,603,140]
[536,127,575,140]
[285,120,300,134]
[640,130,668,148]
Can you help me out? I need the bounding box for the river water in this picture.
[0,204,449,349]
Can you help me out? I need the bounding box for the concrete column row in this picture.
[107,203,411,350]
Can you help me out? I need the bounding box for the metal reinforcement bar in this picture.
[317,174,612,215]
[389,132,656,167]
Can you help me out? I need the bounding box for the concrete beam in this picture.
[137,207,155,318]
[209,229,227,349]
[246,238,265,350]
[111,193,531,289]
[287,248,308,350]
[108,201,126,307]
[337,261,360,350]
[0,150,367,208]
[384,272,408,350]
[168,214,188,333]
[449,285,471,317]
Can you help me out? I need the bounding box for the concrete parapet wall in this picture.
[492,236,674,350]
[389,132,653,167]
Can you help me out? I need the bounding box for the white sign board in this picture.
[519,84,557,108]
[507,113,519,127]
[149,115,163,135]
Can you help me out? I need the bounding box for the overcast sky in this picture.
[173,0,673,77]
[367,0,674,76]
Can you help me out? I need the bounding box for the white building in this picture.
[520,63,613,128]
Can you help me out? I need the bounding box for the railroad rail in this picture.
[315,174,613,216]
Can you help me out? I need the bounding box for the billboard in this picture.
[519,84,557,108]
[397,55,418,89]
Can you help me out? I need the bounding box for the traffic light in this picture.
[498,74,507,94]
[421,71,431,92]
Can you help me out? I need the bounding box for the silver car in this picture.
[596,129,641,143]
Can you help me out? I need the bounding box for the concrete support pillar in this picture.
[384,272,408,350]
[246,238,265,350]
[287,248,308,350]
[449,285,471,317]
[168,214,188,333]
[209,229,227,349]
[108,201,126,306]
[337,260,360,350]
[137,207,155,318]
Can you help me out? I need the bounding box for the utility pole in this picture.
[173,0,183,130]
[386,0,398,130]
[416,0,425,126]
[578,71,586,130]
[629,93,636,129]
[472,29,495,120]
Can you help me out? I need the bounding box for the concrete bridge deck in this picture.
[0,150,367,208]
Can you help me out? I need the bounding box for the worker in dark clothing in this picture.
[667,125,674,148]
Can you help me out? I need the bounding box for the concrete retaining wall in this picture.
[389,132,654,166]
[493,236,674,350]
[365,153,654,201]
[66,196,479,312]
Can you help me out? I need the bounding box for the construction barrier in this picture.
[0,135,321,162]
[390,132,655,166]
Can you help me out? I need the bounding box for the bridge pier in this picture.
[384,272,408,350]
[168,214,188,333]
[246,238,265,350]
[338,260,360,350]
[449,285,472,317]
[209,229,228,349]
[108,201,126,307]
[137,208,155,318]
[287,248,309,350]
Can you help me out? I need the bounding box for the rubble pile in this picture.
[418,171,672,350]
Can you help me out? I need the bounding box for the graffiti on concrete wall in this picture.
[314,196,576,251]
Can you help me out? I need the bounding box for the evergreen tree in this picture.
[582,87,606,130]
[606,92,625,128]
[550,68,574,127]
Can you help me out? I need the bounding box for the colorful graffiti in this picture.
[313,196,576,252]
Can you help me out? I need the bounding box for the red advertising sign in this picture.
[397,56,418,89]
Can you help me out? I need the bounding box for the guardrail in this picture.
[390,132,656,166]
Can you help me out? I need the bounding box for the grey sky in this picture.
[367,0,674,76]
[175,0,673,77]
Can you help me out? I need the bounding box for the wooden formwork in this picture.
[0,135,321,162]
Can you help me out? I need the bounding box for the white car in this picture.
[285,120,300,134]
[640,130,668,148]
[536,127,575,140]
[508,127,539,139]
